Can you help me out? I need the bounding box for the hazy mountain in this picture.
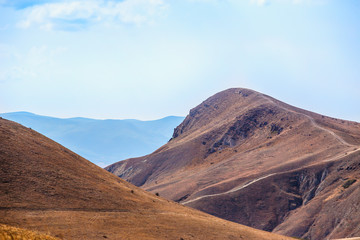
[0,117,292,240]
[0,111,184,166]
[106,88,360,239]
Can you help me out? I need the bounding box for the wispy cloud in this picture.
[250,0,327,6]
[250,0,269,7]
[1,0,60,9]
[187,0,327,6]
[14,0,168,30]
[3,0,328,31]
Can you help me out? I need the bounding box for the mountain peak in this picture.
[107,88,360,239]
[171,88,267,140]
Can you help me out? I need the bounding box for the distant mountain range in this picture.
[0,112,291,240]
[0,111,184,167]
[2,88,360,239]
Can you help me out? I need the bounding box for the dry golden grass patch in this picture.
[0,224,60,240]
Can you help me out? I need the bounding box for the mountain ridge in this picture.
[0,111,184,166]
[106,88,360,239]
[0,117,293,240]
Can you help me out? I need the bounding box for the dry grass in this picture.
[0,117,293,240]
[1,210,294,240]
[0,224,59,240]
[108,88,360,203]
[106,88,360,239]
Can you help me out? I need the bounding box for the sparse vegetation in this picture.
[3,89,359,240]
[342,179,356,189]
[270,124,283,134]
[0,224,60,240]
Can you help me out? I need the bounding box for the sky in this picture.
[0,0,359,121]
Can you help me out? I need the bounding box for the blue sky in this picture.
[0,0,359,121]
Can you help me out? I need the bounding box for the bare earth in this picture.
[107,88,360,240]
[0,117,292,240]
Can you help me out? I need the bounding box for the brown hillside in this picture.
[106,88,360,239]
[0,117,292,240]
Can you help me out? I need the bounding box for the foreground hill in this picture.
[0,117,292,240]
[107,88,360,239]
[0,111,184,166]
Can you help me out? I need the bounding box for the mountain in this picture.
[0,117,292,240]
[0,111,184,166]
[106,88,360,240]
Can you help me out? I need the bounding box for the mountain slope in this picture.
[0,117,292,240]
[106,88,360,239]
[0,112,184,166]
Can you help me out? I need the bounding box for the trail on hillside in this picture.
[182,173,276,205]
[261,95,356,147]
[182,97,360,205]
[182,147,360,205]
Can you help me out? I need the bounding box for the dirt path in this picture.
[261,95,355,147]
[182,173,276,205]
[182,96,360,205]
[182,146,360,205]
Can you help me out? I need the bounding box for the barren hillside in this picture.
[0,117,292,240]
[107,88,360,239]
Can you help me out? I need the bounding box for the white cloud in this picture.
[17,0,168,30]
[12,0,329,30]
[250,0,268,6]
[250,0,327,6]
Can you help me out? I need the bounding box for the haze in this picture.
[0,0,359,121]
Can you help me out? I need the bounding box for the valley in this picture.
[0,116,292,239]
